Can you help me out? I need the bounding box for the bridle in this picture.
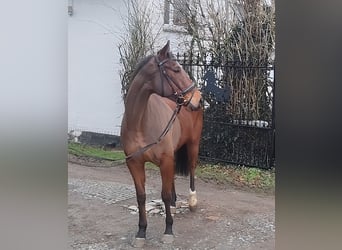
[125,55,197,161]
[155,55,195,106]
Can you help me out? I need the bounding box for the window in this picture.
[164,0,189,26]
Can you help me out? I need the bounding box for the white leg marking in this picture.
[188,189,197,211]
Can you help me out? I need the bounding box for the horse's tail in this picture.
[175,145,189,176]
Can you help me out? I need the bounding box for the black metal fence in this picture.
[177,52,275,169]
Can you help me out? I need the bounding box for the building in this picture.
[68,0,193,136]
[68,0,272,136]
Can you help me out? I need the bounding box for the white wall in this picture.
[145,0,192,53]
[68,0,193,135]
[68,0,127,135]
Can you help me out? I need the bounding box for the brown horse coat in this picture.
[120,41,203,245]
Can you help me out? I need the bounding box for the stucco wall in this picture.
[68,0,191,135]
[68,0,126,135]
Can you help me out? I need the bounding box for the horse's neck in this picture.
[124,82,152,131]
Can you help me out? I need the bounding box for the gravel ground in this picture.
[68,161,274,249]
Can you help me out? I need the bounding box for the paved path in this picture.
[68,162,275,249]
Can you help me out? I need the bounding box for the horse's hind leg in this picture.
[189,168,198,212]
[188,144,199,212]
[127,161,147,247]
[160,156,175,243]
[170,179,177,215]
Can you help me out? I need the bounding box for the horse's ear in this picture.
[157,40,170,59]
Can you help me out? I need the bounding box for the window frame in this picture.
[163,0,189,31]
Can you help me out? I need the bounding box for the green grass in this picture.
[145,162,159,170]
[68,142,125,161]
[196,164,234,184]
[68,142,274,192]
[196,163,275,192]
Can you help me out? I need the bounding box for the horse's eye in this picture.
[173,66,181,72]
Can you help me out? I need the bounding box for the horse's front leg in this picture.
[127,161,147,247]
[160,156,175,243]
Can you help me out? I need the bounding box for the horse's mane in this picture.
[126,52,177,95]
[128,54,154,85]
[129,52,178,84]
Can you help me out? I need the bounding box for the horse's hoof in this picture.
[189,204,197,212]
[161,234,174,244]
[132,237,145,248]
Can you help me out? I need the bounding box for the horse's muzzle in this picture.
[183,89,202,110]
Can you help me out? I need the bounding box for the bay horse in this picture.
[120,41,203,246]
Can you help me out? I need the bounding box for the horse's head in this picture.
[153,41,201,109]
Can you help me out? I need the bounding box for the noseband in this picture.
[155,56,195,106]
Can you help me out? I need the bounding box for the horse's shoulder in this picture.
[148,94,175,110]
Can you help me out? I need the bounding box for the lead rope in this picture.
[125,103,182,161]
